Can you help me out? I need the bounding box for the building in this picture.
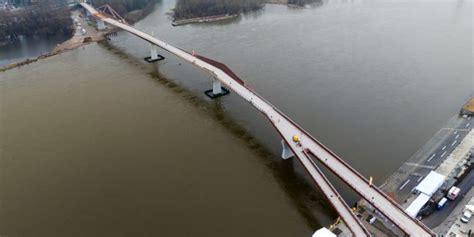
[405,171,446,218]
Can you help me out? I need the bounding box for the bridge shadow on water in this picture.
[97,40,338,231]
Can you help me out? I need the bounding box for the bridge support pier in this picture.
[96,19,106,30]
[145,44,165,63]
[150,45,159,60]
[281,140,294,159]
[205,78,229,99]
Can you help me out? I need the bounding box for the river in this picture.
[0,0,472,236]
[0,34,69,66]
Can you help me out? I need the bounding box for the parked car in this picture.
[461,210,472,223]
[461,205,474,223]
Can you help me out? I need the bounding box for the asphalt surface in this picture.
[395,116,472,201]
[423,170,474,228]
[368,115,472,236]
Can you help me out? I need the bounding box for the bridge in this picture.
[80,2,434,236]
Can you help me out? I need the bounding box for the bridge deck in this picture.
[81,3,434,236]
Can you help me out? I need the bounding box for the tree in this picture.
[174,0,265,20]
[0,2,73,45]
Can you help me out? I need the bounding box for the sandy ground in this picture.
[52,10,108,53]
[462,98,474,113]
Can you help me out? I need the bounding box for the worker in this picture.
[293,135,299,142]
[293,135,302,147]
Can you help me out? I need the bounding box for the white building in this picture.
[312,228,337,237]
[414,171,446,196]
[405,171,446,218]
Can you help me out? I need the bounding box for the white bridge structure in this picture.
[80,2,434,236]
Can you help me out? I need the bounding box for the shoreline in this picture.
[1,10,108,73]
[287,4,306,9]
[172,14,238,26]
[0,39,104,73]
[0,2,156,73]
[331,99,473,236]
[171,1,308,27]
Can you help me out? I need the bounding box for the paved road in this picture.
[396,116,472,200]
[423,168,474,228]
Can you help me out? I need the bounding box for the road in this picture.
[423,168,474,228]
[395,116,472,200]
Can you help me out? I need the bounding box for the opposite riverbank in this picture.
[171,14,238,26]
[171,0,313,26]
[0,10,108,72]
[1,1,158,73]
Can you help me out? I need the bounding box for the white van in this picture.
[437,197,448,209]
[447,186,460,200]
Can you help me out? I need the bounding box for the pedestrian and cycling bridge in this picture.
[79,2,434,236]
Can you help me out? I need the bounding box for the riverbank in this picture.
[172,14,238,26]
[0,3,74,47]
[171,0,312,26]
[287,4,306,9]
[0,1,157,73]
[364,112,472,235]
[52,11,109,54]
[379,114,472,202]
[329,99,473,236]
[0,10,108,73]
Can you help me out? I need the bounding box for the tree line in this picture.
[174,0,265,20]
[288,0,320,6]
[173,0,321,20]
[89,0,159,19]
[0,1,73,46]
[0,0,159,46]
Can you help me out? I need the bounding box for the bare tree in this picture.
[174,0,265,20]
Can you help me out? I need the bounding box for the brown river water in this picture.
[0,0,472,236]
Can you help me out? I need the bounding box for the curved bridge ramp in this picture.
[80,3,434,236]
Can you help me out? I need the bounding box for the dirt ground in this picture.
[52,10,110,54]
[462,98,474,113]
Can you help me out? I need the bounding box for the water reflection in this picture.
[0,34,68,66]
[99,40,338,228]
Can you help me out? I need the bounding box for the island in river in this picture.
[171,0,319,26]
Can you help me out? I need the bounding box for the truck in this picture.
[447,186,460,200]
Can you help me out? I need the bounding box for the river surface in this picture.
[0,0,472,236]
[0,34,69,66]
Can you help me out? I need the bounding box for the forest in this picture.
[90,0,159,20]
[174,0,265,20]
[0,0,159,46]
[0,1,73,46]
[173,0,319,20]
[288,0,322,6]
[288,0,318,5]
